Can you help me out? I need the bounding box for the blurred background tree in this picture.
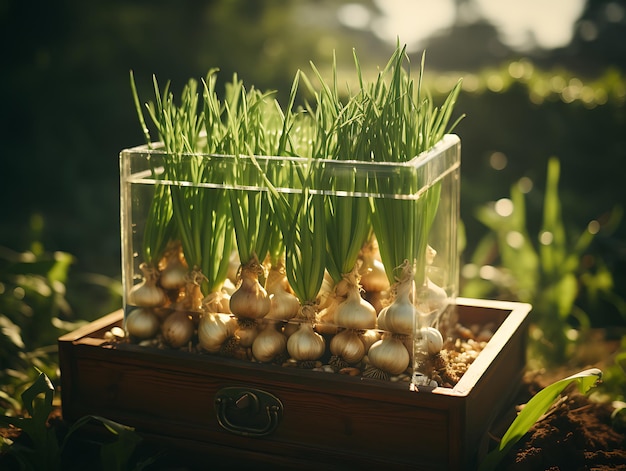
[0,0,624,330]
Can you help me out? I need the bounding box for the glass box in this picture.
[119,134,461,389]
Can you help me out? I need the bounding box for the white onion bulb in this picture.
[334,281,377,330]
[377,283,417,335]
[125,307,160,339]
[421,326,444,355]
[367,335,410,375]
[265,268,300,321]
[229,264,271,320]
[330,329,366,364]
[359,329,381,352]
[235,321,259,348]
[161,311,194,348]
[252,321,287,362]
[287,322,325,361]
[198,313,237,353]
[360,257,390,293]
[128,263,167,308]
[159,248,188,291]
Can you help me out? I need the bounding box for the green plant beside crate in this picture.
[462,156,624,368]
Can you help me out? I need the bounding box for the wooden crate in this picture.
[58,298,530,471]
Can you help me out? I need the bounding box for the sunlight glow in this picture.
[337,0,589,52]
[539,231,554,245]
[506,231,525,249]
[473,0,586,50]
[371,0,456,51]
[337,3,371,29]
[588,220,600,235]
[495,198,514,217]
[479,265,498,280]
[489,151,507,170]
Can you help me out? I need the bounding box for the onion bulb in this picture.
[330,329,366,364]
[282,320,299,338]
[359,238,390,293]
[360,257,390,294]
[377,261,418,335]
[161,311,194,348]
[202,290,231,315]
[316,271,336,311]
[128,263,167,308]
[333,268,377,330]
[227,250,241,286]
[125,307,160,340]
[316,295,339,335]
[287,322,325,361]
[377,287,417,336]
[367,334,410,375]
[265,266,300,321]
[359,329,381,352]
[414,278,448,316]
[159,244,188,291]
[229,260,271,320]
[235,321,259,348]
[252,321,287,362]
[421,326,444,355]
[198,313,237,353]
[414,246,448,318]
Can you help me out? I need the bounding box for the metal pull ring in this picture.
[215,386,283,437]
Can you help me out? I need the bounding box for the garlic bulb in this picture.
[367,335,410,375]
[330,329,366,364]
[287,322,326,361]
[125,307,160,340]
[198,313,237,353]
[421,326,444,355]
[229,262,271,320]
[252,321,287,363]
[161,311,194,348]
[128,263,167,308]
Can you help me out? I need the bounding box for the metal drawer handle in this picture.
[215,387,283,437]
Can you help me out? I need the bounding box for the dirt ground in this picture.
[493,372,626,470]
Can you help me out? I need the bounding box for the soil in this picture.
[492,371,626,470]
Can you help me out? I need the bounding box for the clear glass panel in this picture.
[119,134,460,389]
